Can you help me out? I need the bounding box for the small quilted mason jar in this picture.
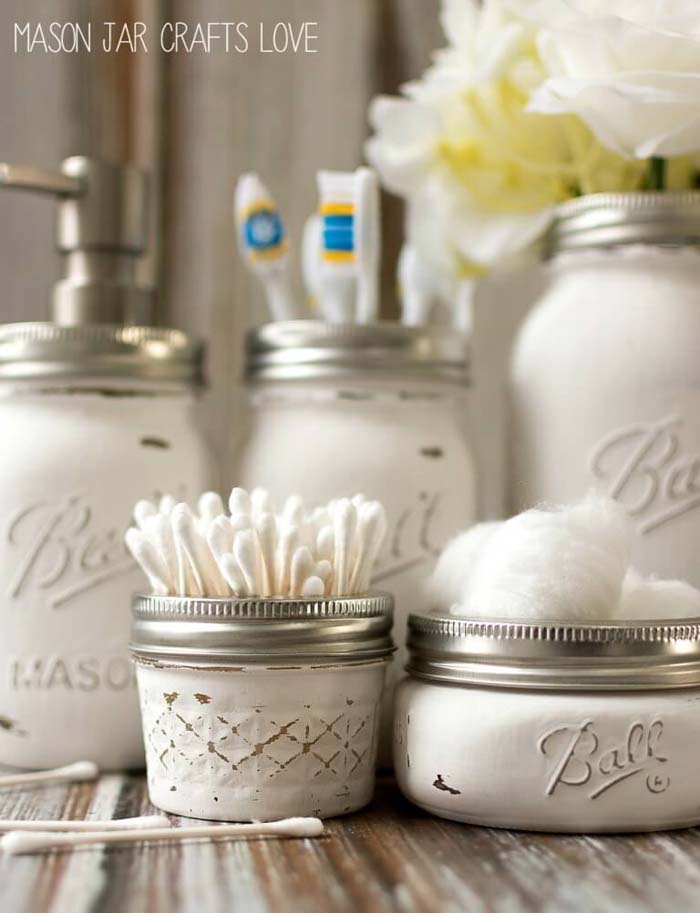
[131,592,394,821]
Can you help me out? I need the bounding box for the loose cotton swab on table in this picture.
[0,815,170,833]
[0,761,99,788]
[1,816,325,855]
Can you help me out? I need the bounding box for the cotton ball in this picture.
[618,570,700,620]
[462,497,631,621]
[427,523,502,612]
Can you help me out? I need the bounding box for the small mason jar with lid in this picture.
[511,192,700,588]
[0,157,213,769]
[233,321,477,758]
[131,592,394,821]
[395,612,700,833]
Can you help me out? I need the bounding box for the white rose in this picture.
[519,0,700,158]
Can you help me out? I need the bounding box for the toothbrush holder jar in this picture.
[233,321,476,761]
[395,612,700,833]
[0,325,213,771]
[130,592,394,821]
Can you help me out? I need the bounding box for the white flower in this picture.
[520,0,700,158]
[366,0,645,279]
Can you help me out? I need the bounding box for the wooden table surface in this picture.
[2,773,699,913]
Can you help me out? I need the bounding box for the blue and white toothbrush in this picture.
[234,173,299,321]
[316,167,381,324]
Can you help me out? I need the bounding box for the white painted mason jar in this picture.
[233,321,476,759]
[511,192,700,586]
[0,324,212,770]
[131,592,394,821]
[395,613,700,833]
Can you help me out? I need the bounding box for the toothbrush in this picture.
[301,214,323,312]
[355,167,381,324]
[317,168,381,324]
[398,244,438,326]
[235,173,299,321]
[317,171,359,323]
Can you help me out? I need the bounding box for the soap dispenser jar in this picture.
[0,157,213,770]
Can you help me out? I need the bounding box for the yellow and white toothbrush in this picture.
[234,173,300,321]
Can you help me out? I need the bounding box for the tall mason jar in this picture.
[233,321,477,761]
[0,325,213,769]
[511,192,700,585]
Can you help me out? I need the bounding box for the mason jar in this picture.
[395,612,700,832]
[131,592,394,821]
[232,321,477,760]
[511,192,700,587]
[0,323,213,770]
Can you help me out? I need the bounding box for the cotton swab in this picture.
[234,529,259,594]
[1,816,325,855]
[172,503,229,597]
[332,500,357,595]
[220,554,248,597]
[125,529,170,595]
[0,761,99,788]
[301,576,325,597]
[134,499,157,530]
[275,523,299,594]
[255,513,277,597]
[229,487,252,517]
[127,489,387,599]
[0,815,170,833]
[290,547,315,595]
[351,501,388,593]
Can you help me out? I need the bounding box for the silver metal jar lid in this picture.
[130,592,394,666]
[0,322,204,384]
[548,191,700,256]
[245,320,469,383]
[406,612,700,691]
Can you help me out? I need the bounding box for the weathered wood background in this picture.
[0,0,443,466]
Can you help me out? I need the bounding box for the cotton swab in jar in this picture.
[332,499,357,596]
[0,815,170,833]
[126,488,387,599]
[254,513,277,597]
[0,761,99,788]
[234,529,259,594]
[0,816,325,855]
[290,546,315,595]
[125,529,170,596]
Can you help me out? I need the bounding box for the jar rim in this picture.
[547,190,700,257]
[244,320,470,384]
[0,322,204,384]
[406,612,700,691]
[130,593,395,666]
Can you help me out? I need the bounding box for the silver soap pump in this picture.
[0,157,213,771]
[0,156,154,326]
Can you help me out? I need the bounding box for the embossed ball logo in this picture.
[538,719,669,800]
